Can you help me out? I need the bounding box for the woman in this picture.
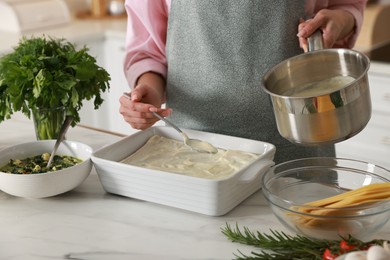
[119,0,367,163]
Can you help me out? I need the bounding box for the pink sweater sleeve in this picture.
[123,0,170,88]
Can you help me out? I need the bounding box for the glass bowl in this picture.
[261,157,390,240]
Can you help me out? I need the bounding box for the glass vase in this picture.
[32,107,66,140]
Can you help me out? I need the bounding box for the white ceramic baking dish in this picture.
[91,126,276,216]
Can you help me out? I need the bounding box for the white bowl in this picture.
[92,126,276,216]
[0,140,93,198]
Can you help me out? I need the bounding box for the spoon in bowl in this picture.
[122,93,218,154]
[46,116,73,168]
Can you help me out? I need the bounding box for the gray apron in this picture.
[165,0,335,163]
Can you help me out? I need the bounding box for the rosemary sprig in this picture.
[221,223,388,260]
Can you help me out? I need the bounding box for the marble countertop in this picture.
[369,61,390,76]
[0,113,281,260]
[1,113,390,260]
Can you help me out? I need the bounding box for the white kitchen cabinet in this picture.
[75,37,112,131]
[336,66,390,170]
[102,35,135,135]
[75,34,137,135]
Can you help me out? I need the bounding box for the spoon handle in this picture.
[151,112,184,135]
[122,92,186,136]
[46,116,73,168]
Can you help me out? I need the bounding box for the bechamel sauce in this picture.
[121,135,259,179]
[284,75,355,97]
[181,133,218,154]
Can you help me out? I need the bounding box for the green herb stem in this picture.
[221,223,389,260]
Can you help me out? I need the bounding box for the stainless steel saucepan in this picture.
[262,31,371,146]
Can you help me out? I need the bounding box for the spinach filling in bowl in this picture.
[0,153,83,174]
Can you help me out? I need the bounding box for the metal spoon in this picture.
[122,93,218,154]
[46,116,73,168]
[151,111,218,154]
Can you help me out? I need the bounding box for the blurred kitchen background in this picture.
[0,0,390,168]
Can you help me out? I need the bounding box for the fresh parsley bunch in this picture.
[0,36,110,127]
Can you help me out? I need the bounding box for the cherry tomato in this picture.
[323,248,339,260]
[340,240,357,251]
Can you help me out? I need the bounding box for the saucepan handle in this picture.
[307,30,324,52]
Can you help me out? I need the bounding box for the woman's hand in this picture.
[119,72,171,130]
[298,9,355,52]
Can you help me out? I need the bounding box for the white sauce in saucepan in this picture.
[121,135,260,179]
[283,75,355,97]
